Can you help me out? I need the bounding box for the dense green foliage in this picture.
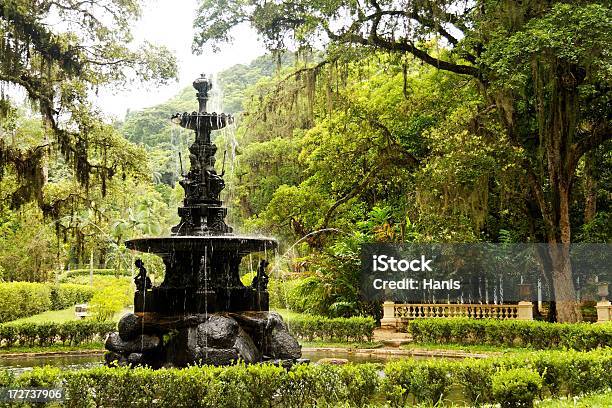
[0,349,609,407]
[0,320,114,347]
[0,148,179,281]
[113,43,611,321]
[0,0,181,281]
[88,286,131,321]
[285,315,375,342]
[0,282,93,322]
[0,282,51,322]
[407,319,612,351]
[193,0,612,323]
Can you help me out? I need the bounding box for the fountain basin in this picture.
[125,235,277,315]
[125,235,277,255]
[172,112,232,131]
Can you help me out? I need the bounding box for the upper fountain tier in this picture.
[167,74,235,236]
[171,74,232,135]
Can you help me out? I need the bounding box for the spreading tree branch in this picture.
[571,121,611,169]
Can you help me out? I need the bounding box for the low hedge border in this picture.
[0,282,94,323]
[285,315,375,342]
[0,320,115,347]
[407,318,612,350]
[0,349,609,407]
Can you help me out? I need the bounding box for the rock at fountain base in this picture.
[104,312,301,368]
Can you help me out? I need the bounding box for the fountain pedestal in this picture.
[104,75,301,368]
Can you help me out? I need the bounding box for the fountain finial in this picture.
[193,73,213,113]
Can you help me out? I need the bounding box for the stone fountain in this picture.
[104,75,302,368]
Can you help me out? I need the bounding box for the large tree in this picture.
[194,0,612,321]
[1,0,177,206]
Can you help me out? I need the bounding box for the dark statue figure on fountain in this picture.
[134,259,152,290]
[251,260,270,291]
[104,74,302,368]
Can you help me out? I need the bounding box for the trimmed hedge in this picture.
[0,282,51,323]
[0,313,376,348]
[0,349,609,407]
[285,315,375,342]
[0,282,94,323]
[59,268,130,282]
[408,318,612,350]
[0,320,115,347]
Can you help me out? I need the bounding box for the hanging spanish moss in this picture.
[0,1,136,211]
[0,138,45,208]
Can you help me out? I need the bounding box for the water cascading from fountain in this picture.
[104,74,303,368]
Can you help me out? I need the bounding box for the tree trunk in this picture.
[542,63,582,323]
[583,154,597,223]
[548,243,581,322]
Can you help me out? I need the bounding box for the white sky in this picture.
[93,0,267,120]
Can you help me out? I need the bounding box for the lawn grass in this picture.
[272,308,309,320]
[300,340,384,349]
[9,307,79,324]
[8,306,130,324]
[0,341,105,354]
[537,390,612,407]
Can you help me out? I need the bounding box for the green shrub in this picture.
[50,284,95,310]
[492,368,543,408]
[285,315,375,342]
[63,275,133,293]
[89,286,130,321]
[267,278,303,311]
[0,320,115,347]
[0,282,52,322]
[408,318,612,350]
[454,358,495,404]
[240,271,256,286]
[383,359,454,405]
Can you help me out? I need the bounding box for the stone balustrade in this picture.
[381,301,534,328]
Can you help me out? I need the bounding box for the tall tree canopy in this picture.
[194,0,612,322]
[0,0,177,206]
